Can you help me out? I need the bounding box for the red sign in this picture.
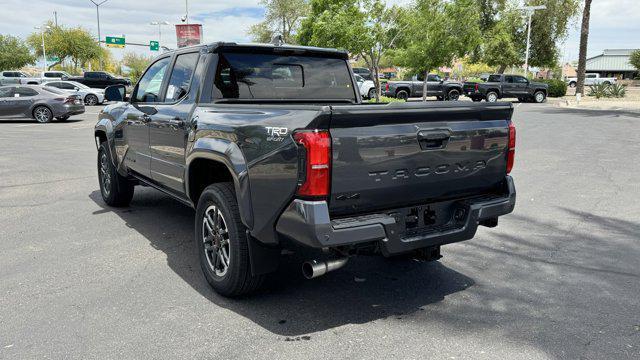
[175,24,203,48]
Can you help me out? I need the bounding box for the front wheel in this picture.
[533,91,546,103]
[367,88,376,99]
[196,183,267,297]
[446,89,460,101]
[97,142,134,207]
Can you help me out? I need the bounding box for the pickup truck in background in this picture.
[383,74,463,101]
[95,42,516,297]
[565,73,617,88]
[463,74,548,103]
[65,71,131,88]
[0,71,43,85]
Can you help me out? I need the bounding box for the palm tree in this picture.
[576,0,592,95]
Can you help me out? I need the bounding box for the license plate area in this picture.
[389,200,468,239]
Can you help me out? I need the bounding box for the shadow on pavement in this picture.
[539,106,640,118]
[0,118,84,123]
[89,189,473,336]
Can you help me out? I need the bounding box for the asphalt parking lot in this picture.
[1,103,639,359]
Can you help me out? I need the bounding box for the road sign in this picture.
[106,36,125,48]
[150,41,159,51]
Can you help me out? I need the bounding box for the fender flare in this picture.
[94,118,119,168]
[185,138,254,230]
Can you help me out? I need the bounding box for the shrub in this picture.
[537,79,567,97]
[587,83,610,99]
[465,77,484,83]
[608,83,626,98]
[368,96,406,103]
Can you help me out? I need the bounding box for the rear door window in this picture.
[488,75,502,82]
[213,52,356,102]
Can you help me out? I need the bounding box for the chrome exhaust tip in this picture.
[302,258,349,279]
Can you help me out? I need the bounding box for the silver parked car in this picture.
[42,80,105,105]
[0,85,85,123]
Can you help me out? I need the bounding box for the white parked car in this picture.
[43,80,105,105]
[354,74,377,99]
[565,73,616,88]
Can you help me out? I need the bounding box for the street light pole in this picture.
[34,25,51,72]
[90,0,108,69]
[150,21,170,49]
[521,5,546,78]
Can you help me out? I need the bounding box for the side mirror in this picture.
[74,87,80,91]
[104,84,126,102]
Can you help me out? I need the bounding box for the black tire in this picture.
[533,90,546,103]
[396,89,409,100]
[97,142,134,207]
[196,183,266,297]
[56,116,70,121]
[471,97,482,102]
[367,88,376,99]
[569,81,576,88]
[85,94,99,106]
[486,91,498,103]
[32,106,53,123]
[446,89,460,101]
[602,81,611,86]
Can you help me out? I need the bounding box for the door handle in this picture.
[168,118,185,129]
[417,130,450,150]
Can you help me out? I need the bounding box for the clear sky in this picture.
[0,0,638,65]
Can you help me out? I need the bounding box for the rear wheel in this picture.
[196,183,266,297]
[486,91,498,103]
[396,90,409,100]
[33,106,52,123]
[97,142,134,207]
[446,89,460,101]
[367,88,376,99]
[85,94,99,106]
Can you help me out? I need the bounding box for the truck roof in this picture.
[168,42,349,60]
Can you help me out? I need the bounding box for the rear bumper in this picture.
[276,176,516,255]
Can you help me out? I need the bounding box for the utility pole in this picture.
[54,11,58,26]
[90,0,108,69]
[185,0,189,24]
[34,25,51,72]
[521,5,546,78]
[150,21,170,49]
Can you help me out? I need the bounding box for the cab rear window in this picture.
[213,52,356,102]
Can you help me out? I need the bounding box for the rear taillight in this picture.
[64,97,75,104]
[506,121,516,174]
[293,130,331,198]
[385,83,389,91]
[474,83,479,92]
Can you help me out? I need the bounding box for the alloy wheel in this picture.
[86,95,98,106]
[202,205,231,277]
[99,151,111,197]
[34,107,51,123]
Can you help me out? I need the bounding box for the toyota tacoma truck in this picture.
[95,42,516,297]
[65,71,131,88]
[383,74,462,101]
[463,74,548,103]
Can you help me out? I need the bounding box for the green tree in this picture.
[394,0,481,100]
[122,52,152,84]
[248,0,310,44]
[27,22,101,70]
[0,34,35,70]
[629,50,640,72]
[298,0,403,100]
[482,6,526,73]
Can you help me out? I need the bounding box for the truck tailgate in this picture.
[329,102,513,216]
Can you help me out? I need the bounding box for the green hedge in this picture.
[368,96,406,103]
[537,79,567,97]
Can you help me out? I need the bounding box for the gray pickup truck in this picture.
[383,74,463,101]
[95,42,516,296]
[463,74,548,103]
